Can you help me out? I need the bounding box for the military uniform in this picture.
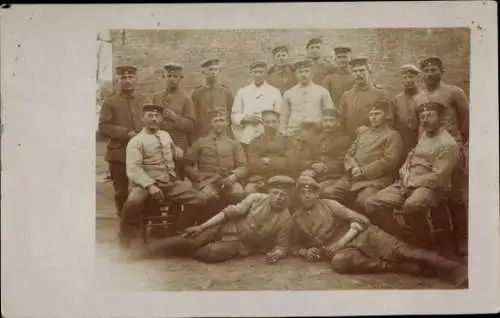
[146,176,296,263]
[246,110,296,193]
[119,104,207,245]
[311,59,337,86]
[98,65,145,214]
[322,68,354,106]
[185,131,248,202]
[365,103,459,241]
[297,109,351,200]
[152,63,196,152]
[266,63,298,95]
[335,101,403,208]
[191,58,234,140]
[289,177,467,287]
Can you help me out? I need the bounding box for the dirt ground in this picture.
[94,141,454,291]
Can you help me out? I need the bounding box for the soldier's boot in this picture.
[395,244,468,288]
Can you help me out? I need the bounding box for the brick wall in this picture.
[110,28,470,99]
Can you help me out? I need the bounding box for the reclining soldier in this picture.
[297,107,351,201]
[184,108,248,204]
[119,103,207,247]
[290,176,468,288]
[245,109,296,194]
[139,176,295,264]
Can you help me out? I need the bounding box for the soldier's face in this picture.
[296,67,313,84]
[322,115,340,132]
[307,44,322,59]
[420,110,441,132]
[335,53,350,68]
[275,51,288,64]
[263,114,280,132]
[369,109,385,127]
[251,67,266,84]
[352,65,369,85]
[298,188,320,208]
[402,71,418,89]
[268,188,289,210]
[165,71,182,88]
[202,65,220,80]
[143,110,163,130]
[118,74,137,92]
[210,117,228,134]
[422,64,442,87]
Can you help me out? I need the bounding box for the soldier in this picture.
[365,102,459,245]
[322,45,355,105]
[304,37,337,86]
[338,56,392,140]
[413,56,469,256]
[231,60,282,152]
[289,176,468,288]
[297,108,351,201]
[141,176,295,264]
[392,64,422,162]
[98,65,145,215]
[152,62,196,152]
[185,108,248,204]
[191,58,234,140]
[280,59,335,142]
[119,103,207,247]
[335,99,403,209]
[266,45,298,95]
[245,109,296,194]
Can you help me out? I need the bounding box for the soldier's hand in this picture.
[147,185,164,202]
[163,109,179,121]
[304,247,322,262]
[183,225,203,238]
[261,157,271,165]
[127,130,137,138]
[174,147,184,159]
[323,243,341,259]
[265,250,284,264]
[312,162,327,174]
[351,167,363,179]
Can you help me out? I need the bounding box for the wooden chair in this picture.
[140,199,183,243]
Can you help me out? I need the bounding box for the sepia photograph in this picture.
[95,27,471,291]
[1,3,498,317]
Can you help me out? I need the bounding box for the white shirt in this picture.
[231,81,282,144]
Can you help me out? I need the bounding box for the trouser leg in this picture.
[193,240,248,263]
[108,162,129,216]
[354,186,380,213]
[364,184,404,234]
[162,180,207,230]
[119,187,149,246]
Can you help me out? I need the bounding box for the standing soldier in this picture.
[245,109,296,194]
[231,60,282,152]
[191,58,234,140]
[338,56,392,140]
[152,62,196,152]
[392,64,422,163]
[305,37,337,86]
[335,100,403,210]
[99,65,145,215]
[322,45,355,106]
[266,45,298,95]
[280,59,335,143]
[297,108,351,201]
[413,56,469,256]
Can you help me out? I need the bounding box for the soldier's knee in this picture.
[364,196,381,214]
[330,252,353,273]
[193,244,228,263]
[403,199,423,214]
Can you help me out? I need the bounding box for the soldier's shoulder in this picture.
[440,130,459,146]
[443,82,466,94]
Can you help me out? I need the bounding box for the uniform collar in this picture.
[354,82,372,92]
[369,124,388,133]
[209,131,227,140]
[119,90,135,99]
[203,81,221,89]
[165,86,180,94]
[404,87,420,96]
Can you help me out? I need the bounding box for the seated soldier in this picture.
[245,109,296,194]
[364,102,459,240]
[298,107,351,201]
[334,99,403,209]
[119,104,207,248]
[290,176,468,288]
[139,176,295,264]
[184,108,247,204]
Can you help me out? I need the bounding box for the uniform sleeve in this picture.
[452,86,469,141]
[288,218,309,255]
[175,95,196,133]
[323,136,351,172]
[247,138,264,174]
[231,141,248,180]
[231,89,245,126]
[126,137,156,188]
[267,136,296,174]
[322,75,333,99]
[98,99,130,140]
[412,142,459,189]
[344,134,360,172]
[338,92,348,129]
[273,217,292,254]
[225,88,235,127]
[279,91,292,134]
[360,131,403,180]
[321,88,335,110]
[222,193,259,220]
[184,139,201,166]
[325,199,371,230]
